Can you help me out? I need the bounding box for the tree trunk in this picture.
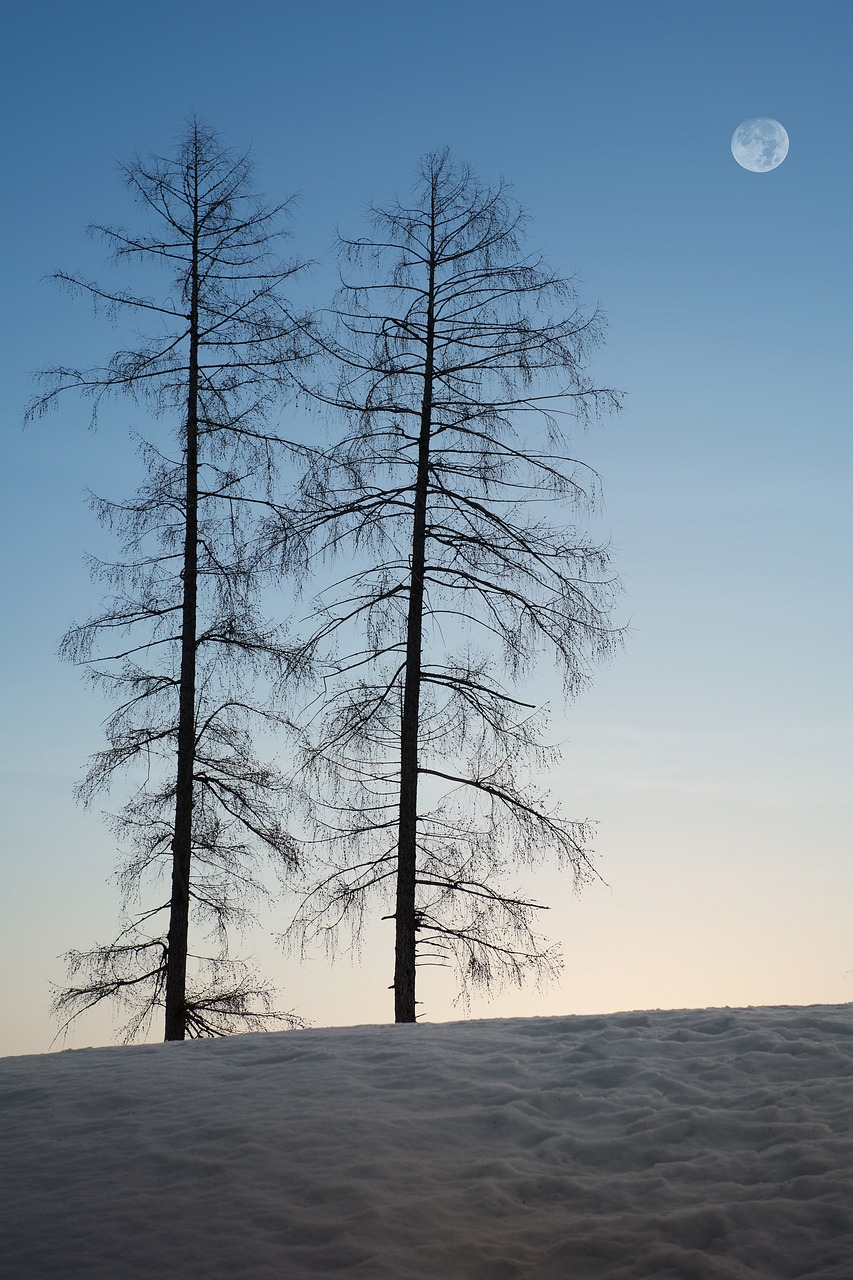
[394,242,435,1023]
[164,178,201,1042]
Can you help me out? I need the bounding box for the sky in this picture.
[1,0,850,1055]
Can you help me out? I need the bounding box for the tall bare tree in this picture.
[28,120,309,1041]
[291,151,622,1022]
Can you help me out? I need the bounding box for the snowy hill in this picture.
[1,1006,851,1278]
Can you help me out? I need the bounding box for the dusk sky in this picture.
[2,0,850,1055]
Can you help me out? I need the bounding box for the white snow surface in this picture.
[1,1005,851,1279]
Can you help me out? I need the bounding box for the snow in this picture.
[1,1006,850,1279]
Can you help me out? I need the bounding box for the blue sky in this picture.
[2,0,850,1053]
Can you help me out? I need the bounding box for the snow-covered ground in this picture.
[1,1006,850,1279]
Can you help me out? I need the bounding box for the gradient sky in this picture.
[2,0,850,1055]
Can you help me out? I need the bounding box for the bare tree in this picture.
[28,120,310,1041]
[290,150,622,1022]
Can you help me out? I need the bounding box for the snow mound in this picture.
[1,1005,851,1278]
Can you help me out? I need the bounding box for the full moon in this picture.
[731,118,789,172]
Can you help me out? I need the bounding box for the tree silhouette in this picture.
[291,151,622,1022]
[28,120,310,1041]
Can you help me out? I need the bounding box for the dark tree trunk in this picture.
[164,197,200,1042]
[393,243,435,1023]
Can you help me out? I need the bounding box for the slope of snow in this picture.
[1,1005,851,1279]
